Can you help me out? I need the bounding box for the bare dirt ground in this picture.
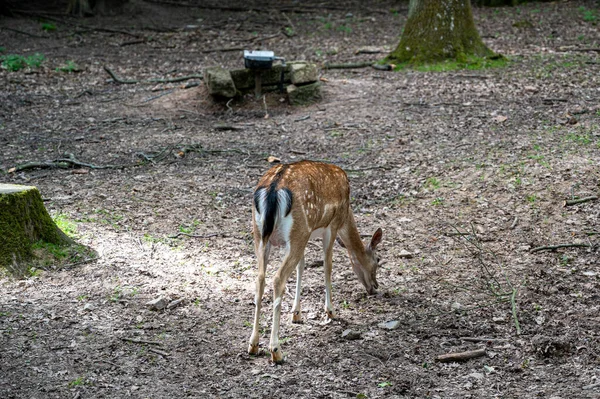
[1,1,600,398]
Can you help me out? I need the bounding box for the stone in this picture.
[230,65,291,91]
[378,320,401,330]
[342,329,361,340]
[146,297,168,311]
[167,298,184,309]
[203,67,236,98]
[289,62,318,85]
[287,82,321,106]
[398,250,413,259]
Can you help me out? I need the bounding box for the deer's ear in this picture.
[369,228,383,249]
[336,236,347,249]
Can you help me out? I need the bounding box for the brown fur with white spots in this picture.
[248,160,383,364]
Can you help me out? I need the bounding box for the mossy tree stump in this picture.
[0,184,73,276]
[386,0,496,64]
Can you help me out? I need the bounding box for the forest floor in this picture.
[1,1,599,398]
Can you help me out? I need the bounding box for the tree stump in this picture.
[0,184,73,276]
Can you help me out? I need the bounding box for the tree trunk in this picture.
[0,184,73,276]
[387,0,496,64]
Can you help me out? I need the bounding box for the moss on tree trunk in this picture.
[0,184,73,276]
[386,0,496,64]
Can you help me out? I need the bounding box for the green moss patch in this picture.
[392,54,508,73]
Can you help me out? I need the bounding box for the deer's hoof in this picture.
[248,343,259,356]
[270,346,283,364]
[292,311,303,324]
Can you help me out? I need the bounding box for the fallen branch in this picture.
[169,232,219,239]
[104,66,203,85]
[148,347,170,357]
[564,196,598,206]
[201,46,244,53]
[104,66,138,84]
[510,287,521,335]
[436,348,486,363]
[121,337,162,345]
[531,243,592,253]
[323,61,375,69]
[460,337,509,343]
[148,74,203,83]
[583,382,600,390]
[0,27,47,38]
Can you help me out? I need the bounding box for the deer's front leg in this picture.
[248,241,270,356]
[323,228,336,319]
[270,245,305,364]
[291,255,305,324]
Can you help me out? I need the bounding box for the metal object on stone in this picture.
[243,50,286,98]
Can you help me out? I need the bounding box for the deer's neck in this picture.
[339,213,371,271]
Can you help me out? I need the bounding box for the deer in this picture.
[248,160,383,364]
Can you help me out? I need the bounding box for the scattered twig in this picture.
[345,165,392,172]
[436,348,486,363]
[148,74,203,83]
[201,46,244,53]
[148,347,170,357]
[104,66,138,84]
[140,89,174,103]
[0,27,47,38]
[61,257,99,269]
[542,98,568,103]
[564,196,598,206]
[294,115,311,122]
[371,64,393,71]
[323,61,375,69]
[213,124,244,131]
[583,382,600,390]
[510,288,521,335]
[531,243,593,253]
[120,39,147,47]
[460,337,509,343]
[169,232,219,239]
[121,337,163,345]
[104,66,203,85]
[510,216,518,229]
[290,149,307,155]
[361,351,385,366]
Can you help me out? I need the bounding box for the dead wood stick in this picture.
[564,196,598,206]
[510,288,521,335]
[201,46,244,53]
[119,39,147,47]
[169,232,219,239]
[531,243,592,253]
[212,124,245,131]
[323,61,375,69]
[510,216,518,229]
[345,165,392,172]
[436,348,486,363]
[104,66,138,84]
[104,66,203,84]
[0,27,47,38]
[460,337,509,343]
[8,161,71,172]
[121,337,163,345]
[148,74,203,83]
[148,347,170,357]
